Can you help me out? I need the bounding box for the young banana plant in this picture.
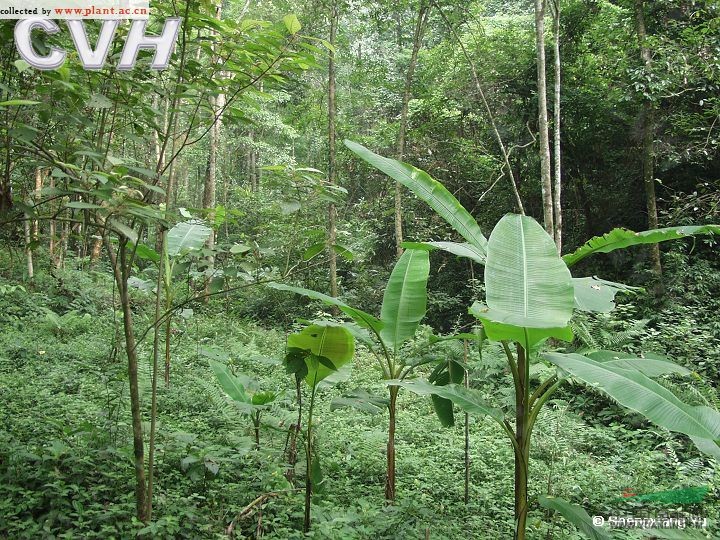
[271,246,430,502]
[282,322,354,533]
[344,140,720,540]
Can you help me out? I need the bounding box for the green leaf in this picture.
[108,219,138,244]
[209,359,250,404]
[13,60,30,73]
[131,243,160,263]
[269,283,383,333]
[303,242,325,261]
[344,140,487,252]
[380,249,430,352]
[64,201,103,210]
[545,353,720,443]
[537,496,611,540]
[87,93,113,109]
[402,241,485,264]
[333,243,354,261]
[391,379,504,424]
[230,243,252,254]
[484,214,574,329]
[470,302,573,345]
[0,99,40,106]
[563,225,720,267]
[428,360,465,427]
[287,324,355,387]
[330,389,389,414]
[283,14,301,34]
[167,221,212,257]
[572,277,642,313]
[586,351,691,377]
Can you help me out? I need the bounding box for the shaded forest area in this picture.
[0,0,719,538]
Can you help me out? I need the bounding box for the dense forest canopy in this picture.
[0,0,718,538]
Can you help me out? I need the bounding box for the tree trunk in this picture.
[385,385,399,502]
[394,1,430,258]
[633,0,662,280]
[535,0,554,236]
[327,0,339,299]
[203,4,224,303]
[551,0,562,253]
[105,237,147,523]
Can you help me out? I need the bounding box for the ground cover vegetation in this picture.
[0,0,719,538]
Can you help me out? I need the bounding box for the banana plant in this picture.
[283,322,354,533]
[208,359,282,449]
[271,246,430,502]
[344,141,720,540]
[133,219,212,384]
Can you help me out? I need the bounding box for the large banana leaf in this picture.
[269,283,383,333]
[380,249,430,352]
[537,496,611,540]
[474,214,574,346]
[167,220,212,257]
[287,324,355,387]
[344,140,487,253]
[545,353,720,446]
[563,225,720,267]
[402,241,486,264]
[209,359,250,404]
[586,350,691,377]
[470,302,574,345]
[390,379,505,424]
[572,277,641,313]
[428,360,466,427]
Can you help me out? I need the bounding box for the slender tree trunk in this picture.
[49,176,57,267]
[385,385,399,501]
[23,211,33,280]
[633,0,662,279]
[203,4,224,303]
[327,0,339,299]
[105,237,147,523]
[394,1,430,258]
[535,0,554,235]
[551,0,562,253]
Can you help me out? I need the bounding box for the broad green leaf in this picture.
[380,249,430,352]
[563,225,720,267]
[269,283,383,333]
[391,379,504,424]
[283,14,301,34]
[402,241,485,264]
[428,360,465,427]
[167,220,212,257]
[545,353,720,443]
[287,324,354,387]
[0,99,40,106]
[538,496,611,540]
[64,201,103,210]
[330,389,389,414]
[586,351,691,377]
[108,218,138,244]
[317,363,353,389]
[572,277,642,313]
[470,302,574,346]
[344,140,487,252]
[209,359,250,404]
[131,243,160,263]
[303,242,325,260]
[484,214,574,329]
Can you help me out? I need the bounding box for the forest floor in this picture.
[0,266,718,539]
